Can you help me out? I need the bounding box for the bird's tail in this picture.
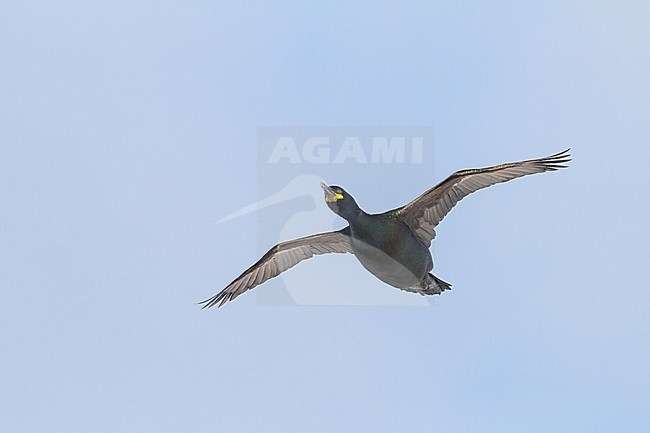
[420,273,452,295]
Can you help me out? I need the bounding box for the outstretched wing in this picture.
[394,149,571,246]
[200,227,352,308]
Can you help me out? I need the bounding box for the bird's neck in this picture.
[342,208,366,224]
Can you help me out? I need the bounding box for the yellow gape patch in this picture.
[325,193,344,203]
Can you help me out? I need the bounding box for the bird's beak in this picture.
[320,182,342,203]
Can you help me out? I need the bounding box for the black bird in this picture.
[201,149,570,308]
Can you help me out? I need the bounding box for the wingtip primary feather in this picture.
[534,148,571,170]
[198,290,227,309]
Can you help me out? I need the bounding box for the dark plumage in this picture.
[200,149,570,308]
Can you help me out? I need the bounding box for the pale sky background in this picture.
[2,2,649,432]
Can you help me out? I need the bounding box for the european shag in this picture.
[201,149,570,308]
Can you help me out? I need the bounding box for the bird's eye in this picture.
[335,193,344,200]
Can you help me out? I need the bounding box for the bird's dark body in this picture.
[349,213,432,288]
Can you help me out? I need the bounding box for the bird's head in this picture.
[320,183,361,220]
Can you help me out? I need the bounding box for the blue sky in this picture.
[2,2,649,432]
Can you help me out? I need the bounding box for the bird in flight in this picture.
[201,149,570,308]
